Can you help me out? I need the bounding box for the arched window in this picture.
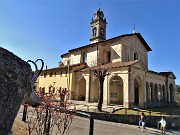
[93,27,97,36]
[100,27,104,36]
[83,51,87,63]
[134,52,138,60]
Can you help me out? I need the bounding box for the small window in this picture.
[134,52,138,60]
[83,51,87,63]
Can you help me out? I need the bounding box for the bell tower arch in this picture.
[90,8,107,44]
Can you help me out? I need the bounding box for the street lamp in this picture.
[66,59,70,101]
[67,59,70,92]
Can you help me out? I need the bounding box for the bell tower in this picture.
[90,8,107,44]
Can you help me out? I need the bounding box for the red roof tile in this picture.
[81,60,139,71]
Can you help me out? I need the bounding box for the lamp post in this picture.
[66,59,70,101]
[67,59,70,92]
[76,111,94,135]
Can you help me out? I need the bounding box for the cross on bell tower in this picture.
[90,8,107,44]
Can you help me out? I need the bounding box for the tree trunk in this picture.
[97,76,105,112]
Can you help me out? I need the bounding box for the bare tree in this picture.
[89,59,110,112]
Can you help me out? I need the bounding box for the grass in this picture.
[113,106,180,116]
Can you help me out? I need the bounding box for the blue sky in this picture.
[0,0,179,85]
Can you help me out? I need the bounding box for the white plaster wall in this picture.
[70,51,81,65]
[111,43,122,62]
[62,46,98,67]
[121,35,148,68]
[87,46,98,67]
[61,35,149,68]
[103,75,108,105]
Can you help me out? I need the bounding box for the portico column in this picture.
[164,86,168,103]
[166,80,171,105]
[150,86,152,102]
[142,75,146,108]
[124,67,134,108]
[146,83,150,106]
[167,86,171,105]
[159,85,162,102]
[85,74,90,102]
[172,82,176,103]
[103,75,108,105]
[152,86,154,102]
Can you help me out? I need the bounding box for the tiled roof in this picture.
[81,60,139,71]
[105,60,139,68]
[159,72,176,79]
[147,71,176,79]
[159,72,173,76]
[61,33,152,57]
[41,63,86,73]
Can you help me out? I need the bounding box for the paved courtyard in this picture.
[14,103,180,135]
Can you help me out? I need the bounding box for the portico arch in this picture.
[78,77,86,101]
[134,76,143,107]
[109,76,123,105]
[169,83,174,104]
[90,78,99,102]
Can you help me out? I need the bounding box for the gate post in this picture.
[76,111,94,135]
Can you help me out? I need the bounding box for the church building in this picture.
[38,8,176,108]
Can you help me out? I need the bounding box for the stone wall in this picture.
[77,111,180,129]
[0,47,42,134]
